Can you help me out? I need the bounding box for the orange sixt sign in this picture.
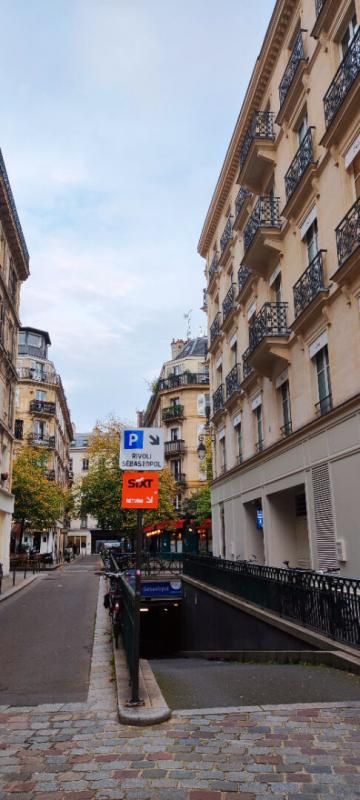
[121,472,159,509]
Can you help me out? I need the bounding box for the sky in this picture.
[0,0,274,431]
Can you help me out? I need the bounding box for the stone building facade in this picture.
[68,432,97,555]
[0,151,30,574]
[198,0,360,574]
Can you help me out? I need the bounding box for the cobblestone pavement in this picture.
[0,582,359,799]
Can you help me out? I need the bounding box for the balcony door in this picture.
[34,419,46,441]
[341,12,358,57]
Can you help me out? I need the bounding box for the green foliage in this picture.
[12,448,66,529]
[183,484,211,524]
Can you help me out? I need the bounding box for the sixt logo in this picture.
[127,477,154,489]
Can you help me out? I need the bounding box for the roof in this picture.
[20,326,51,345]
[175,336,208,360]
[70,433,91,449]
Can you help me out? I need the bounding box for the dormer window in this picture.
[28,333,42,348]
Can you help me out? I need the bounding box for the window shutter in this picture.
[197,393,206,416]
[312,463,337,569]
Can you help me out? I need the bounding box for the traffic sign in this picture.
[121,472,159,509]
[120,428,164,471]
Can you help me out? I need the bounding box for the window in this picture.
[306,219,318,264]
[36,390,46,402]
[80,517,88,529]
[220,503,226,558]
[33,361,45,381]
[219,436,226,473]
[170,428,179,442]
[34,420,46,439]
[298,112,308,145]
[69,458,73,470]
[315,346,332,414]
[19,331,26,345]
[281,380,292,435]
[341,12,358,57]
[9,267,17,303]
[15,419,23,440]
[170,397,179,407]
[82,458,89,471]
[235,422,242,464]
[28,333,42,348]
[255,405,264,451]
[172,460,181,480]
[272,273,282,303]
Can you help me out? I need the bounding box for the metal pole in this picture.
[130,508,143,705]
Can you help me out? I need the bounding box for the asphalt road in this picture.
[0,556,100,706]
[151,657,360,709]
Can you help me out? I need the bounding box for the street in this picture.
[0,556,100,706]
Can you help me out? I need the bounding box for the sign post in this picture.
[120,429,164,706]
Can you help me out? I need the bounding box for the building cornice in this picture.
[197,0,298,258]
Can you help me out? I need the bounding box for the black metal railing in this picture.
[235,186,252,219]
[29,400,56,415]
[175,473,186,485]
[220,217,233,255]
[239,111,275,170]
[212,384,224,415]
[0,149,29,268]
[222,284,236,323]
[237,265,252,295]
[243,196,281,252]
[293,251,327,318]
[249,302,289,351]
[256,439,264,453]
[202,288,208,309]
[27,434,56,448]
[225,364,241,400]
[17,367,59,384]
[162,405,184,422]
[285,128,315,201]
[315,393,333,416]
[158,372,209,391]
[210,312,222,345]
[165,439,186,457]
[119,573,136,687]
[242,346,255,381]
[183,554,360,647]
[324,28,360,128]
[279,30,306,107]
[315,0,326,15]
[336,197,360,268]
[281,420,293,436]
[208,253,219,284]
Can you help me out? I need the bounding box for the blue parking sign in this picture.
[124,430,144,449]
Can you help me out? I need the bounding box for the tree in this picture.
[12,448,67,537]
[183,484,211,525]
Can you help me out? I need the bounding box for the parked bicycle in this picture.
[102,571,123,648]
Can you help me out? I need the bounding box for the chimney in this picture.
[137,410,144,427]
[171,338,186,359]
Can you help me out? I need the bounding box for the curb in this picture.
[0,573,40,603]
[113,635,171,726]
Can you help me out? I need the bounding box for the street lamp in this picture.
[197,437,206,461]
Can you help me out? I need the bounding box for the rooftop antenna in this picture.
[184,309,192,339]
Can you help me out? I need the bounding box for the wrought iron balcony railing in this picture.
[0,149,29,269]
[165,440,186,457]
[242,346,255,381]
[175,473,186,485]
[28,434,56,448]
[239,111,275,170]
[281,420,293,436]
[210,312,222,345]
[222,284,236,324]
[220,217,233,255]
[202,288,208,310]
[279,30,306,107]
[315,393,333,416]
[225,364,241,400]
[212,384,224,415]
[17,367,59,384]
[335,197,360,268]
[324,27,360,128]
[284,128,315,201]
[158,372,209,391]
[29,400,56,415]
[235,186,252,218]
[243,196,281,253]
[237,265,252,296]
[208,253,219,284]
[293,251,327,318]
[162,405,184,422]
[249,302,289,351]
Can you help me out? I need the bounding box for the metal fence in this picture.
[183,554,360,648]
[119,573,136,684]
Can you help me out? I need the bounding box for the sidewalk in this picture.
[0,569,40,601]
[0,578,359,799]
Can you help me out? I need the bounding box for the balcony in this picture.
[225,364,242,405]
[175,473,187,487]
[282,128,318,219]
[332,198,360,287]
[0,149,29,280]
[233,187,252,231]
[158,372,209,391]
[222,284,237,331]
[237,265,254,303]
[209,311,222,351]
[162,405,184,423]
[17,367,59,385]
[28,434,55,448]
[292,251,328,332]
[202,288,208,312]
[208,253,219,293]
[243,196,282,276]
[248,302,290,377]
[212,384,225,418]
[165,440,186,458]
[321,29,360,147]
[219,217,234,266]
[238,112,276,193]
[29,400,56,415]
[277,30,308,125]
[241,346,256,389]
[315,393,333,416]
[311,0,338,39]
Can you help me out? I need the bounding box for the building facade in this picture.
[143,338,210,519]
[68,431,97,555]
[199,0,360,574]
[0,151,30,574]
[14,327,73,557]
